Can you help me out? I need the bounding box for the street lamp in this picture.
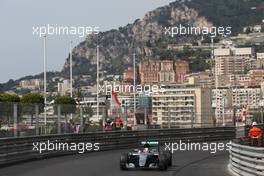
[133,52,136,126]
[70,41,73,98]
[43,35,47,131]
[122,99,128,130]
[69,41,73,120]
[96,45,104,129]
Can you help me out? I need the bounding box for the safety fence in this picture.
[229,138,264,176]
[0,127,235,166]
[0,102,235,138]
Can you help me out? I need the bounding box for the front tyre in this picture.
[120,153,128,170]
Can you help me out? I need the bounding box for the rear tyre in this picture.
[159,155,168,171]
[166,152,172,166]
[120,153,128,170]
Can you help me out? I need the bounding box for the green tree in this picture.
[54,96,76,133]
[75,89,82,104]
[21,93,44,125]
[83,106,93,123]
[74,89,92,126]
[0,93,20,102]
[54,96,76,115]
[0,93,20,126]
[21,93,44,104]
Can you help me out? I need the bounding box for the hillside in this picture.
[62,0,264,84]
[1,0,264,92]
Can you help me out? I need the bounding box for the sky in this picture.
[0,0,175,83]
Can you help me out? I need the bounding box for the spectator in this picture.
[248,122,262,147]
[114,117,123,130]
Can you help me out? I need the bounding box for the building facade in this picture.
[139,60,160,85]
[57,80,71,95]
[175,60,190,83]
[152,84,213,128]
[212,86,263,124]
[214,47,254,87]
[19,79,44,90]
[139,60,189,85]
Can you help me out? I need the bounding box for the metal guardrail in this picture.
[229,139,264,176]
[0,127,235,166]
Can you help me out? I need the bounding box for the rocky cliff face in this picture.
[62,3,212,79]
[62,0,264,86]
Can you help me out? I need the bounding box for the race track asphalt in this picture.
[0,146,231,176]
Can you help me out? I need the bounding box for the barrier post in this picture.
[57,105,61,134]
[13,103,18,137]
[80,106,83,133]
[35,104,39,135]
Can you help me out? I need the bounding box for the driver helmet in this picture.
[252,122,257,126]
[143,143,150,152]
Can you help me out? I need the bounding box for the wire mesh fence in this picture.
[0,102,249,138]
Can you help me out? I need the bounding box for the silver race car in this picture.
[120,141,172,171]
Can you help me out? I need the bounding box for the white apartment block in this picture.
[212,88,230,124]
[159,72,175,83]
[214,47,254,87]
[213,87,262,124]
[232,88,262,109]
[152,84,213,128]
[184,70,213,87]
[214,47,253,76]
[19,79,44,90]
[57,80,71,95]
[80,97,107,122]
[228,74,250,87]
[257,53,264,69]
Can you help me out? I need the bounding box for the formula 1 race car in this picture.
[120,141,172,171]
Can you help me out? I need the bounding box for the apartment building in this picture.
[152,84,213,128]
[214,50,248,76]
[226,70,264,87]
[57,80,71,95]
[19,79,44,90]
[228,74,250,87]
[214,47,254,87]
[175,60,190,83]
[184,70,213,87]
[249,70,264,86]
[213,86,262,124]
[212,88,233,125]
[139,60,160,85]
[80,96,107,122]
[139,60,189,85]
[232,87,262,109]
[257,53,264,69]
[159,60,175,83]
[123,67,134,82]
